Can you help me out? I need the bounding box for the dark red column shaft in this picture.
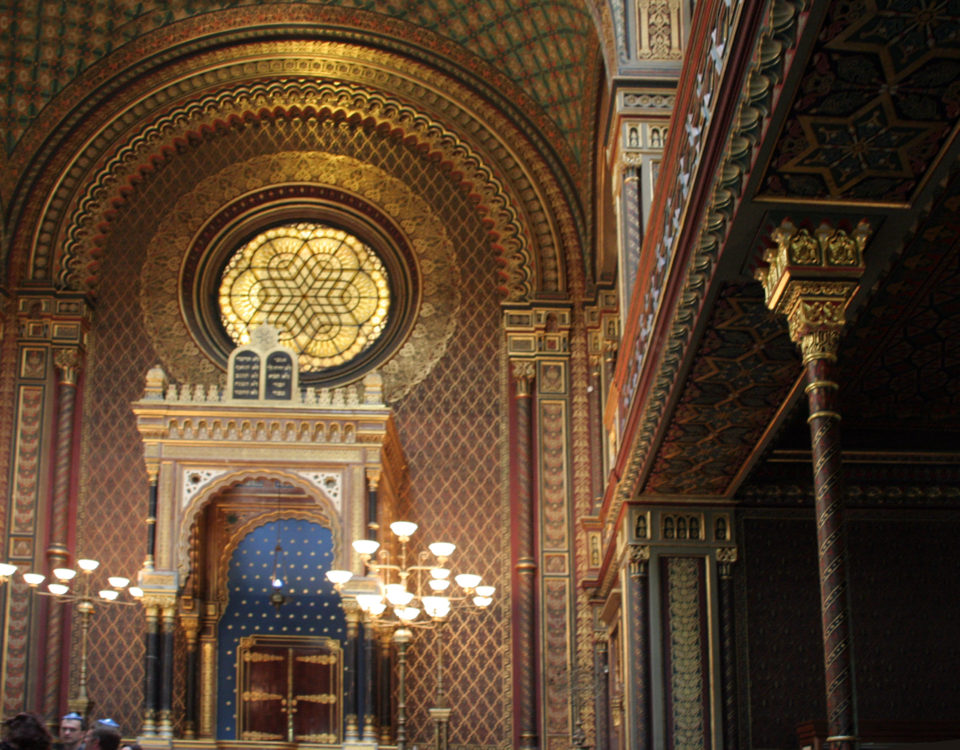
[804,356,856,750]
[513,367,538,749]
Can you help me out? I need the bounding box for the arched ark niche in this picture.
[132,363,408,590]
[211,516,346,743]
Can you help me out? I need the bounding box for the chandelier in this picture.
[324,521,494,750]
[0,557,143,717]
[324,520,494,624]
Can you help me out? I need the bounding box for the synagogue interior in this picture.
[0,1,958,749]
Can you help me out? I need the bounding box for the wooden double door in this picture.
[238,636,342,744]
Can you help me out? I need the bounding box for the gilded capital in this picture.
[54,348,83,385]
[756,219,871,361]
[629,544,650,578]
[716,546,738,564]
[511,359,536,397]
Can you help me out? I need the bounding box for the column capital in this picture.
[629,544,650,578]
[54,347,84,385]
[717,546,738,578]
[756,219,871,361]
[511,359,536,397]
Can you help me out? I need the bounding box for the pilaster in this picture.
[1,290,91,718]
[505,304,573,749]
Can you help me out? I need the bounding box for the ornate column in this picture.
[377,628,393,745]
[626,544,651,750]
[511,359,539,750]
[717,547,738,750]
[592,634,609,750]
[343,601,361,741]
[361,617,377,742]
[366,469,380,540]
[757,219,870,750]
[198,605,218,739]
[145,475,158,571]
[158,601,176,739]
[181,615,200,739]
[141,601,160,737]
[44,348,83,718]
[393,627,412,750]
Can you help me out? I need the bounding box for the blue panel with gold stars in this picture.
[216,519,346,739]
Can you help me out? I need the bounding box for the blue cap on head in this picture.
[62,712,83,722]
[97,718,120,729]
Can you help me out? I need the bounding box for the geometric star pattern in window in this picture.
[220,223,390,371]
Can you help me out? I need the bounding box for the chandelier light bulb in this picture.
[325,569,352,586]
[472,596,493,607]
[475,585,495,597]
[352,539,380,557]
[385,584,414,606]
[53,568,77,582]
[356,593,385,612]
[422,596,451,619]
[22,573,45,587]
[454,573,482,590]
[367,600,387,616]
[390,521,418,540]
[48,583,69,596]
[428,578,450,591]
[428,542,456,559]
[396,606,420,622]
[129,587,144,598]
[108,577,130,589]
[99,589,119,601]
[0,563,18,580]
[77,559,100,572]
[430,567,450,579]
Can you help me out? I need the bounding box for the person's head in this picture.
[83,727,120,750]
[58,713,84,748]
[2,712,51,750]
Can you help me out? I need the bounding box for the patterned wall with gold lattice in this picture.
[75,115,508,746]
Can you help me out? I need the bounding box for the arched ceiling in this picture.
[0,4,601,301]
[0,1,601,181]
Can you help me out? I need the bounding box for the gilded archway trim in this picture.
[178,470,342,585]
[13,32,585,302]
[58,76,532,301]
[213,508,336,611]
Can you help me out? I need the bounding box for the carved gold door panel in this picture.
[238,636,342,744]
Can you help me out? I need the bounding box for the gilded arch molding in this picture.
[16,35,584,302]
[178,470,342,586]
[212,508,338,610]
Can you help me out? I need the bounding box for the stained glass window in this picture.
[219,223,391,370]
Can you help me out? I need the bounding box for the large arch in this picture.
[4,10,591,302]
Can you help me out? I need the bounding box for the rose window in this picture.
[219,223,391,370]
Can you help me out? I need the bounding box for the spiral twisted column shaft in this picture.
[44,349,82,720]
[511,359,539,750]
[756,218,871,750]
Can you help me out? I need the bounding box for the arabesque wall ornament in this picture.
[140,152,459,403]
[38,70,551,302]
